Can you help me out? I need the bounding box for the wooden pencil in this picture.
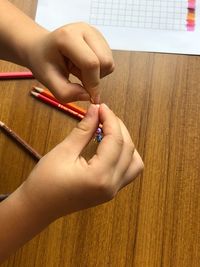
[31,90,103,129]
[33,86,86,115]
[0,121,42,161]
[31,91,85,120]
[0,71,34,80]
[31,90,103,128]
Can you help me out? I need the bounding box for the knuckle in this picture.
[84,58,100,70]
[138,160,144,172]
[126,142,135,155]
[97,182,115,201]
[54,25,74,46]
[77,21,90,28]
[114,135,124,147]
[87,80,99,89]
[103,133,124,150]
[54,27,67,41]
[56,22,89,38]
[101,58,115,74]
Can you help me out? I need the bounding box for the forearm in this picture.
[0,0,48,67]
[0,183,53,263]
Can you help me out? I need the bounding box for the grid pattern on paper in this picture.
[89,0,188,31]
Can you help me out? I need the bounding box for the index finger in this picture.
[57,33,100,101]
[83,26,115,78]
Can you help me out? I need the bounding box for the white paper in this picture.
[35,0,200,55]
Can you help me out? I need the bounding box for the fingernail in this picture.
[85,104,98,118]
[102,103,109,109]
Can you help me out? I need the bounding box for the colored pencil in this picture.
[0,121,42,161]
[33,86,86,115]
[31,90,103,128]
[0,71,34,80]
[31,91,85,120]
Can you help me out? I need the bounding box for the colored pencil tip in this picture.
[33,86,44,93]
[31,91,39,97]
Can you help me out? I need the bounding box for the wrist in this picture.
[18,179,58,223]
[0,0,49,67]
[0,183,52,262]
[16,25,49,68]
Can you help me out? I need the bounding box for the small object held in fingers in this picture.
[94,127,103,143]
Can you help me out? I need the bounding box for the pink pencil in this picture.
[0,71,34,80]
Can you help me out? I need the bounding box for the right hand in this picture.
[21,104,144,219]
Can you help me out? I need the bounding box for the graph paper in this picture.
[35,0,200,54]
[90,0,188,31]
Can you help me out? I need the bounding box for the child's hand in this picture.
[26,23,114,103]
[21,104,143,220]
[0,2,113,103]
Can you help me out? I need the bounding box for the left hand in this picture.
[25,22,115,103]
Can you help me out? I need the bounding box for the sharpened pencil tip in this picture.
[31,91,39,97]
[33,86,44,93]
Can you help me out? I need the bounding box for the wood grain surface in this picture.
[0,1,200,266]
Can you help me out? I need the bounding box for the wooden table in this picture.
[0,1,200,266]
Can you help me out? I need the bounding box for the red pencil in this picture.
[0,71,34,80]
[31,91,84,120]
[33,86,86,116]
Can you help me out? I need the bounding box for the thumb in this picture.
[62,104,100,158]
